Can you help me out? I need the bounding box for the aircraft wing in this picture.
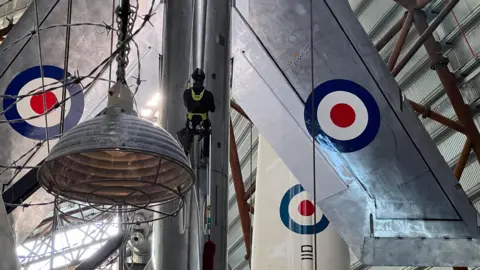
[231,0,480,266]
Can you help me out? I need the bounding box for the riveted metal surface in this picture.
[230,0,480,265]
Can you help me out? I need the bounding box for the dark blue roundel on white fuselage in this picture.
[279,184,329,235]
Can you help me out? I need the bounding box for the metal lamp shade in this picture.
[37,112,195,206]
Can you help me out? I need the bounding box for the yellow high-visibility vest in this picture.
[187,112,207,121]
[188,88,207,120]
[191,88,205,101]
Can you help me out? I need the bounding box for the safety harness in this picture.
[187,88,207,121]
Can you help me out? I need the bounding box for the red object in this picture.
[30,92,57,114]
[452,10,478,60]
[298,200,315,216]
[330,103,356,128]
[202,240,216,270]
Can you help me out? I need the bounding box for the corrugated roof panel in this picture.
[395,47,428,83]
[420,94,456,135]
[358,0,396,34]
[229,242,247,269]
[349,0,365,11]
[447,28,480,71]
[403,69,442,102]
[454,0,480,22]
[460,73,480,104]
[234,118,251,139]
[374,9,405,44]
[460,160,480,193]
[369,267,406,270]
[437,131,466,164]
[227,217,243,247]
[0,0,31,27]
[474,199,480,212]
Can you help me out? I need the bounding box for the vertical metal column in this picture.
[118,207,125,270]
[190,0,208,267]
[387,12,413,72]
[192,0,207,70]
[152,0,194,269]
[203,0,232,267]
[0,198,20,270]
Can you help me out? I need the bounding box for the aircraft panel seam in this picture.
[322,0,462,220]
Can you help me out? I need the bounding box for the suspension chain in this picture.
[115,1,134,83]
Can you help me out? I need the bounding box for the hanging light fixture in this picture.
[37,0,194,206]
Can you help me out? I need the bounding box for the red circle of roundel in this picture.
[3,65,85,140]
[30,92,58,114]
[330,103,356,128]
[298,200,315,217]
[279,184,329,235]
[304,79,381,153]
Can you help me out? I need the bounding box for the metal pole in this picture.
[229,119,252,262]
[192,0,207,69]
[411,7,480,162]
[388,12,413,71]
[116,0,130,83]
[190,0,209,268]
[75,231,127,270]
[116,2,129,264]
[454,138,472,180]
[391,0,459,76]
[204,0,231,267]
[408,99,466,134]
[50,206,58,269]
[118,207,125,270]
[153,0,194,269]
[375,12,408,52]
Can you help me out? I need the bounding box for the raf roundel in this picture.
[279,184,329,235]
[304,79,380,153]
[3,65,84,140]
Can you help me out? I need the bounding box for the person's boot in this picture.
[176,128,191,156]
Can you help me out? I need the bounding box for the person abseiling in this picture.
[177,68,215,159]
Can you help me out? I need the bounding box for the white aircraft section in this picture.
[252,136,350,270]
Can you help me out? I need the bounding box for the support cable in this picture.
[451,9,478,60]
[33,0,50,152]
[60,0,73,134]
[309,0,318,269]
